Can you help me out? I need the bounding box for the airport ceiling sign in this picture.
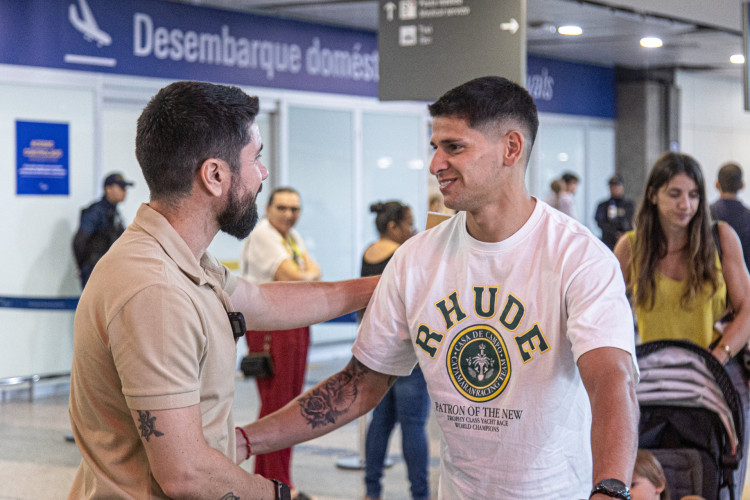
[378,0,526,101]
[0,0,379,97]
[0,0,614,118]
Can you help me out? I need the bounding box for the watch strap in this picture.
[270,479,291,500]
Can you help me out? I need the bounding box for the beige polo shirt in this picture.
[68,203,238,499]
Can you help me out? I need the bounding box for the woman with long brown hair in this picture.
[614,151,750,498]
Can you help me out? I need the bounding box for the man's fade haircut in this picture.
[718,162,743,193]
[428,76,539,163]
[136,81,260,203]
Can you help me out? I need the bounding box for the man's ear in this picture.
[503,130,524,166]
[197,158,229,198]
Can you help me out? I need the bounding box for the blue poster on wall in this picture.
[16,121,69,196]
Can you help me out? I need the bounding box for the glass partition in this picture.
[288,106,355,281]
[287,105,355,343]
[361,112,427,247]
[529,117,615,233]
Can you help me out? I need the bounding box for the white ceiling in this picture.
[169,0,746,78]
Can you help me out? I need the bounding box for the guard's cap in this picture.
[103,172,134,189]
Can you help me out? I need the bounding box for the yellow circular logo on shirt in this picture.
[446,324,511,402]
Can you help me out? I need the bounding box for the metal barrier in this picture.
[0,372,70,402]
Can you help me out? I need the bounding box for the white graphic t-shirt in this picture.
[353,200,637,500]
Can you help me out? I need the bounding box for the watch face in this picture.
[600,478,628,493]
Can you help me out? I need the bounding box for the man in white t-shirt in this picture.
[241,76,639,500]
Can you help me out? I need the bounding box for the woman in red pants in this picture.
[240,187,321,500]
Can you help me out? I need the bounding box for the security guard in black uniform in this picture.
[72,172,133,288]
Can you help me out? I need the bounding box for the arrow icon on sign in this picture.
[384,2,396,21]
[500,18,520,34]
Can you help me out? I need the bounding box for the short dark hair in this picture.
[370,200,410,235]
[136,81,259,204]
[428,76,539,162]
[561,172,579,184]
[717,162,743,193]
[267,187,300,207]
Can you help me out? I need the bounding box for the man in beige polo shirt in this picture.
[67,81,378,499]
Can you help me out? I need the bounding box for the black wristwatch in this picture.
[590,478,631,500]
[270,479,291,500]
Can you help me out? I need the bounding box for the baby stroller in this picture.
[636,340,745,500]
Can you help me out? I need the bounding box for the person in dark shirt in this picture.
[710,162,750,271]
[72,172,133,288]
[595,174,635,250]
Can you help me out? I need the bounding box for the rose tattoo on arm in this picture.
[298,357,372,429]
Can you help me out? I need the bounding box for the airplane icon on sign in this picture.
[69,0,111,47]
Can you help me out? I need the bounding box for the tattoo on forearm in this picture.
[298,357,370,429]
[137,410,164,442]
[220,493,239,500]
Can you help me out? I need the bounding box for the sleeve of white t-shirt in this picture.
[242,222,289,283]
[564,252,639,379]
[352,249,418,376]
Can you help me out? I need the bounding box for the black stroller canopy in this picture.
[636,339,745,500]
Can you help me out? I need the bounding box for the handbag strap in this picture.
[712,221,732,308]
[263,332,272,354]
[713,221,723,261]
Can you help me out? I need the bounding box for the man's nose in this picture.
[429,150,446,176]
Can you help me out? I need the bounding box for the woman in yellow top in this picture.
[614,152,750,361]
[614,151,750,498]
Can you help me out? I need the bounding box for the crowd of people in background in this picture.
[547,171,579,219]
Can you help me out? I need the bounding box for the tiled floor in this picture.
[2,344,750,499]
[0,345,441,500]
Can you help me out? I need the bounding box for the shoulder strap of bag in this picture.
[713,221,722,262]
[711,221,735,324]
